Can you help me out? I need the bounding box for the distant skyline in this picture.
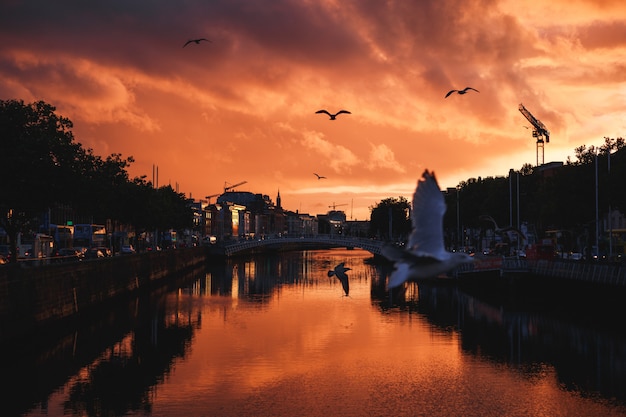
[2,1,625,220]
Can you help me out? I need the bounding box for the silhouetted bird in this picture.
[183,38,211,47]
[316,109,351,120]
[479,215,526,240]
[314,173,327,180]
[445,87,479,98]
[382,170,474,288]
[328,262,351,296]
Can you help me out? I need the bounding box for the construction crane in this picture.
[224,180,247,193]
[205,193,220,204]
[328,203,348,210]
[519,103,550,166]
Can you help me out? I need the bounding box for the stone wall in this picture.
[0,247,207,342]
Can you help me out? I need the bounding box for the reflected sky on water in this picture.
[12,249,626,417]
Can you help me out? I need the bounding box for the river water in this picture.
[8,248,626,417]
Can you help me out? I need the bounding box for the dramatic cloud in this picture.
[1,0,625,219]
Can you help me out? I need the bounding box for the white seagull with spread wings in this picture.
[382,170,474,288]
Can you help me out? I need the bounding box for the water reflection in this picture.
[414,283,626,404]
[9,249,626,417]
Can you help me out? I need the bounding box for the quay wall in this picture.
[0,247,207,342]
[503,258,626,286]
[458,257,626,287]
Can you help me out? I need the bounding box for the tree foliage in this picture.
[0,99,193,262]
[369,196,411,240]
[371,139,626,252]
[441,140,626,249]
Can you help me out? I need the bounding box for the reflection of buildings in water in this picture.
[196,250,380,300]
[9,266,206,417]
[408,283,626,404]
[63,284,204,416]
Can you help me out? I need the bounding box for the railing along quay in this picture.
[464,257,626,287]
[528,259,626,286]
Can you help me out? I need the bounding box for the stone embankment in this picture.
[0,247,208,342]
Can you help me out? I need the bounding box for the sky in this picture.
[1,0,626,221]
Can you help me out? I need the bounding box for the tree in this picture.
[0,99,83,262]
[369,197,411,240]
[1,99,198,262]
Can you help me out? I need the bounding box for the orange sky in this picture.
[2,0,625,220]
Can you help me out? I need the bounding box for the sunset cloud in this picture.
[1,0,625,219]
[301,130,359,173]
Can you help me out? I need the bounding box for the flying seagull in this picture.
[328,262,351,296]
[382,170,474,288]
[445,87,479,98]
[313,173,327,180]
[315,109,351,120]
[479,215,526,240]
[183,38,211,48]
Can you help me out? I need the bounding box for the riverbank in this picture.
[0,247,209,343]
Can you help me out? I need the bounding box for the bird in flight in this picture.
[183,38,211,48]
[313,173,327,180]
[315,109,351,120]
[382,170,474,289]
[479,215,526,240]
[328,262,351,296]
[445,87,479,98]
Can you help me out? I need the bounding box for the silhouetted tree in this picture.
[369,197,411,240]
[0,99,84,262]
[0,99,194,261]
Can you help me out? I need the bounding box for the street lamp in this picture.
[456,186,461,250]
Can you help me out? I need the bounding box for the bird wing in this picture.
[335,272,349,295]
[464,87,479,93]
[316,110,331,116]
[198,38,210,42]
[407,170,447,259]
[340,277,349,296]
[499,226,527,240]
[382,244,441,265]
[333,263,350,295]
[336,110,351,115]
[183,40,193,47]
[479,215,498,229]
[445,90,457,98]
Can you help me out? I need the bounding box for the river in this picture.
[7,248,626,416]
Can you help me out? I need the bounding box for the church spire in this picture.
[276,189,281,209]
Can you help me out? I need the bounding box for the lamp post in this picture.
[595,150,599,259]
[606,150,613,260]
[456,186,461,250]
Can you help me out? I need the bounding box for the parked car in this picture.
[85,247,109,259]
[0,245,10,262]
[120,245,136,255]
[54,247,84,262]
[92,246,112,257]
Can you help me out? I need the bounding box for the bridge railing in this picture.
[221,235,384,256]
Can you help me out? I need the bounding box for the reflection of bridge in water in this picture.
[220,236,384,256]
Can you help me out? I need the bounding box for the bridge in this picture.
[217,236,385,256]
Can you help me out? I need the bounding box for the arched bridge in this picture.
[219,236,385,256]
